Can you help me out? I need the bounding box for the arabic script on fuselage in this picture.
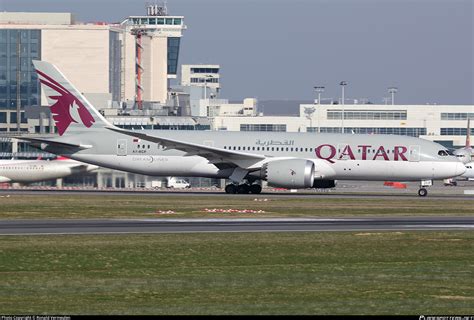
[256,139,295,146]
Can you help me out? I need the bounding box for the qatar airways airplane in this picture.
[18,60,466,196]
[0,157,98,184]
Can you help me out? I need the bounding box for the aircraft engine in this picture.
[260,159,315,189]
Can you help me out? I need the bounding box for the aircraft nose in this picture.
[454,162,467,176]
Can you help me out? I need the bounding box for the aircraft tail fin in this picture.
[32,60,113,136]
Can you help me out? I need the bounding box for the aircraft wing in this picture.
[107,127,267,169]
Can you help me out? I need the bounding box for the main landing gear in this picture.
[225,183,262,194]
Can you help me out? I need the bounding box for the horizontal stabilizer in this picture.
[14,137,92,150]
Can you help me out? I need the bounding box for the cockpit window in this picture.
[438,150,448,156]
[446,149,455,156]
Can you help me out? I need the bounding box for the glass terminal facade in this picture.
[327,110,407,120]
[441,113,474,120]
[240,124,287,132]
[109,31,122,103]
[440,128,474,136]
[308,127,427,137]
[130,17,183,26]
[191,77,219,83]
[167,37,180,75]
[190,67,219,74]
[115,124,210,130]
[0,29,41,131]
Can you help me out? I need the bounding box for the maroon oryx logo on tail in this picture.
[36,69,95,136]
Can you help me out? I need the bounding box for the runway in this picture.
[2,189,474,201]
[1,217,473,235]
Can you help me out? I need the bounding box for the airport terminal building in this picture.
[0,9,186,133]
[213,103,474,149]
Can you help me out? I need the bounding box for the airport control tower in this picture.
[121,4,186,109]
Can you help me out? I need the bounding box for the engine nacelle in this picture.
[312,179,336,189]
[261,159,315,189]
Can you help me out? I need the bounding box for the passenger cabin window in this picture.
[438,150,448,156]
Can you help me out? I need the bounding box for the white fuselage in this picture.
[0,159,98,183]
[70,154,463,182]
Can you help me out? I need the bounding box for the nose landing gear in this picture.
[417,188,428,197]
[418,180,432,197]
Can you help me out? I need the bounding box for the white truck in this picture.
[166,177,190,189]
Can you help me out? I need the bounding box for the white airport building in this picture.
[213,103,474,148]
[180,64,220,95]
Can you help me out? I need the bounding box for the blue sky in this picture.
[1,0,473,104]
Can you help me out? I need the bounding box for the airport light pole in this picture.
[304,107,315,131]
[314,86,325,105]
[388,87,398,105]
[314,86,325,133]
[340,81,347,134]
